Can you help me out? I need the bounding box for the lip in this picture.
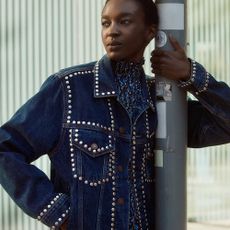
[107,41,122,47]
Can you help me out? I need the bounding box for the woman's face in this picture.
[101,0,155,62]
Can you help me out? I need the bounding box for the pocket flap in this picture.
[72,128,115,157]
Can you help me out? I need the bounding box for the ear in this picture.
[146,24,157,44]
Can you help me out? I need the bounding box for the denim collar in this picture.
[93,55,117,98]
[93,55,151,106]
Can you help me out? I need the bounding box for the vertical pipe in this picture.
[154,0,187,229]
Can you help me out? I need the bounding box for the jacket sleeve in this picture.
[178,60,230,148]
[0,75,70,229]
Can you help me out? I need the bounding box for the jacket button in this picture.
[91,143,98,150]
[117,165,123,172]
[117,198,125,205]
[147,152,153,158]
[119,127,126,134]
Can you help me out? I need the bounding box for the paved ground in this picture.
[188,221,230,230]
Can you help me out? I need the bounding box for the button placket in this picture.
[107,99,117,230]
[140,111,152,228]
[130,125,144,229]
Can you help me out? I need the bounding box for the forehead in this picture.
[102,0,143,17]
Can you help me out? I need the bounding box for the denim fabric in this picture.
[1,55,230,229]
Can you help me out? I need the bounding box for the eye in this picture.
[101,20,110,28]
[120,19,131,25]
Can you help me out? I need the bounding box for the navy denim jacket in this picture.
[1,55,230,229]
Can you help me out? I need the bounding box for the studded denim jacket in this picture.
[1,55,230,230]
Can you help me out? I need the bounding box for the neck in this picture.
[111,58,145,76]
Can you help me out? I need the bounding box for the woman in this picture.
[1,0,230,229]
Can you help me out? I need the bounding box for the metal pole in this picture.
[154,0,187,230]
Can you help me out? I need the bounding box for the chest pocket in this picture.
[71,127,115,185]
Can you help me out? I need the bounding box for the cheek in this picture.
[101,30,106,45]
[125,33,146,49]
[135,31,149,47]
[125,28,146,43]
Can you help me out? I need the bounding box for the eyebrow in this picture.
[101,12,134,19]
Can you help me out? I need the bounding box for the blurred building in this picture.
[0,0,230,229]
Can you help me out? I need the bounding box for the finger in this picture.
[151,63,167,73]
[151,68,161,75]
[169,34,183,51]
[150,56,161,64]
[151,49,167,57]
[151,55,171,65]
[151,63,160,70]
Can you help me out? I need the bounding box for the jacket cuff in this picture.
[178,59,210,95]
[37,193,70,229]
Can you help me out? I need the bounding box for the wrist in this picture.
[178,59,196,88]
[180,58,192,81]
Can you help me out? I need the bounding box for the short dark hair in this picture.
[104,0,159,27]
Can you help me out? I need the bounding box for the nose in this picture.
[107,22,120,38]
